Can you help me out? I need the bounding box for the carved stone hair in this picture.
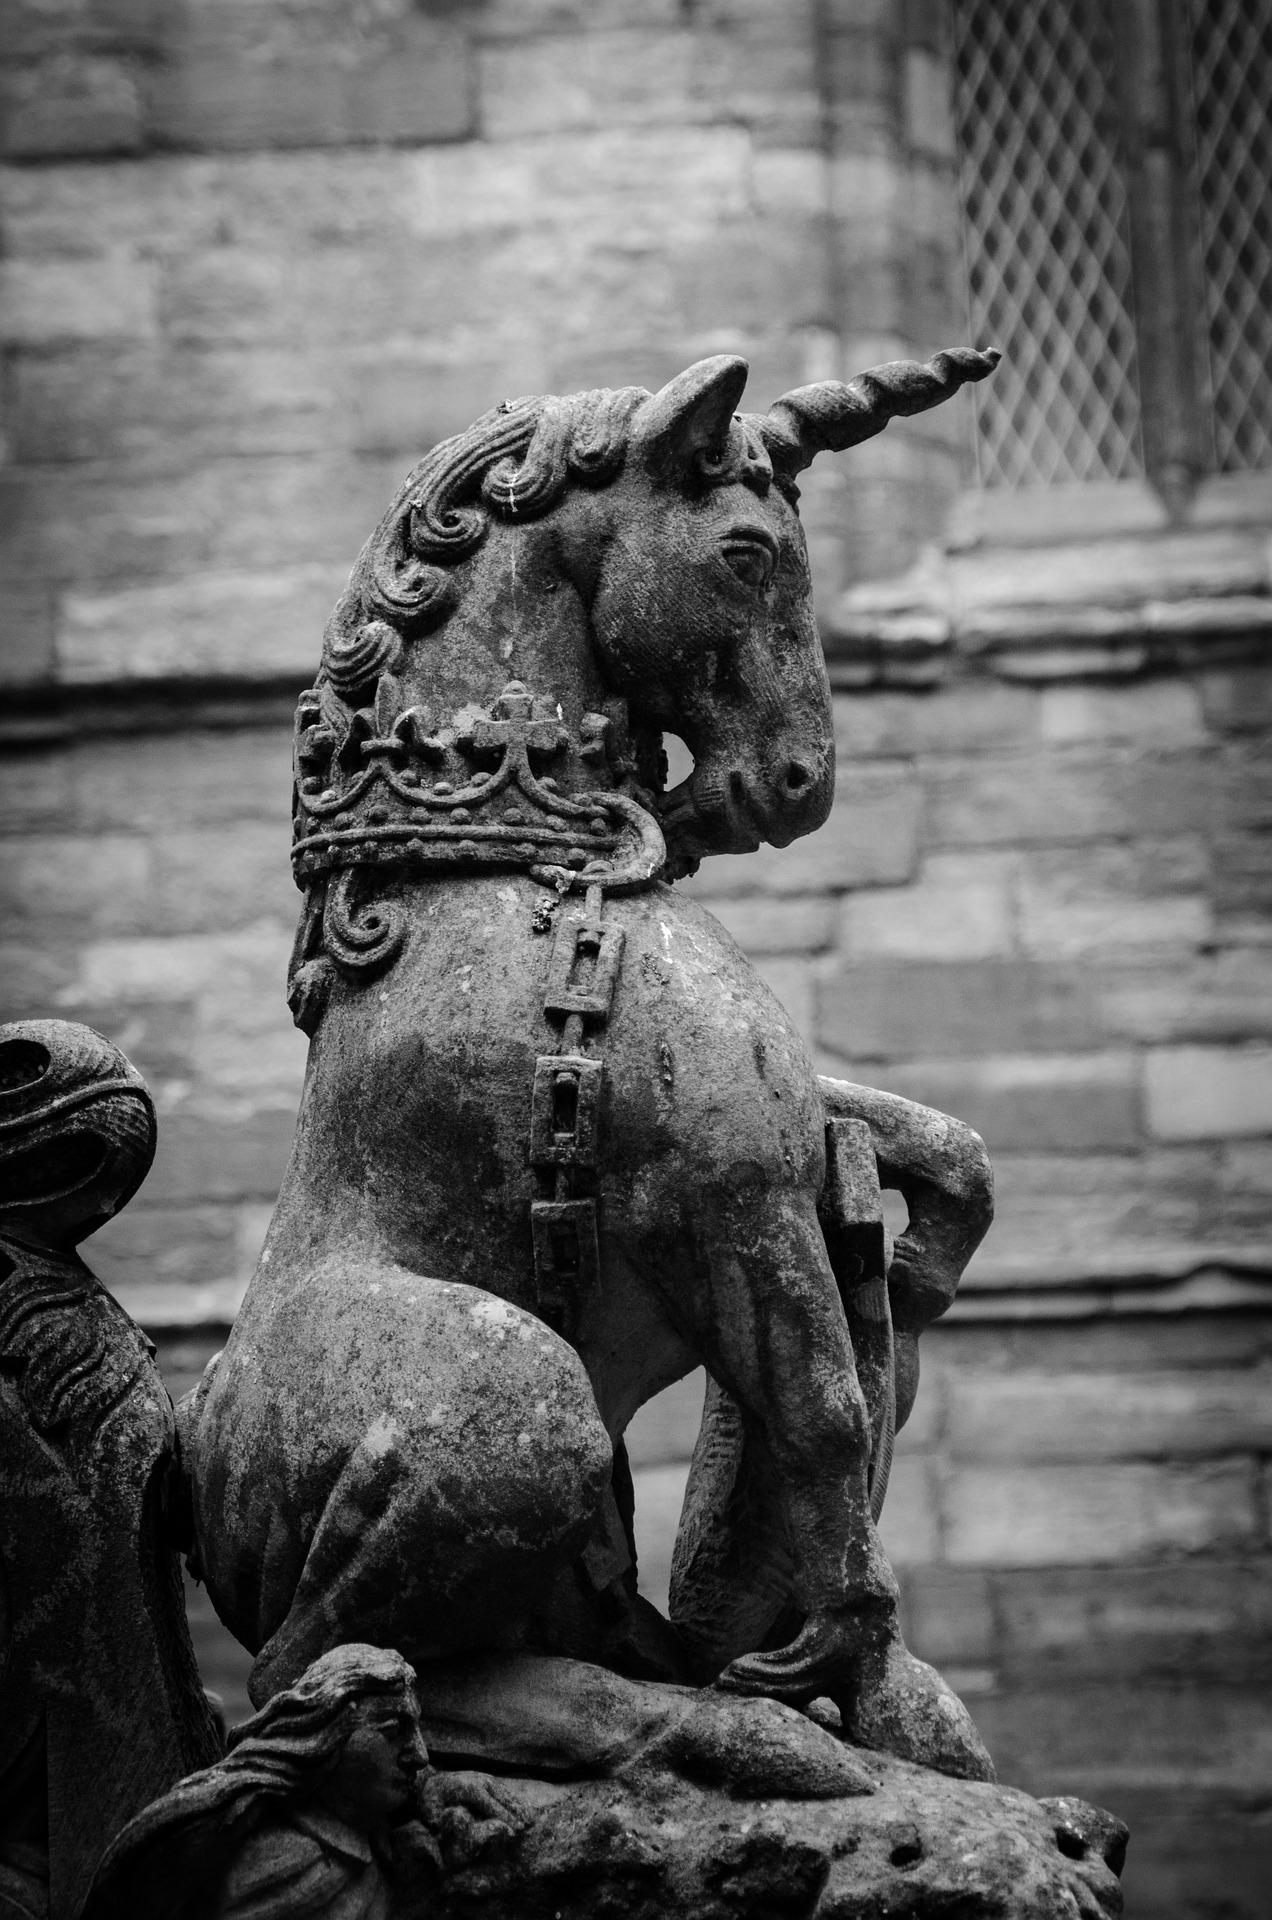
[321,385,649,694]
[221,1642,418,1799]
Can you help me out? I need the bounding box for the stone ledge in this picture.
[826,595,1272,689]
[827,491,1272,687]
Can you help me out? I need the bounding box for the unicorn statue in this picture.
[168,348,1002,1782]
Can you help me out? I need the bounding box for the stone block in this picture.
[479,30,698,140]
[2,51,144,158]
[475,0,687,34]
[1096,948,1272,1045]
[838,852,1016,960]
[690,22,822,145]
[57,565,346,685]
[8,345,348,467]
[88,1201,241,1302]
[1145,1045,1272,1141]
[749,149,827,218]
[1038,679,1207,747]
[0,831,150,933]
[1109,1787,1272,1920]
[1017,840,1212,959]
[948,524,1269,613]
[959,1148,1217,1289]
[702,895,837,955]
[5,455,392,588]
[923,750,1222,850]
[0,940,81,1014]
[903,47,954,159]
[832,681,1040,758]
[1217,740,1272,833]
[47,996,197,1084]
[624,1370,705,1470]
[1200,663,1272,734]
[1219,1139,1272,1204]
[1214,832,1272,919]
[67,924,292,1008]
[686,765,920,897]
[926,1305,1269,1376]
[900,1567,995,1668]
[874,1051,1142,1154]
[0,0,166,60]
[0,254,157,346]
[68,727,293,832]
[190,1011,305,1105]
[0,745,73,830]
[972,1681,1272,1797]
[876,1452,939,1567]
[667,215,832,335]
[0,583,57,686]
[150,825,294,936]
[943,1460,1259,1567]
[991,1561,1272,1684]
[149,1102,299,1204]
[945,1369,1272,1463]
[817,959,1103,1061]
[144,5,473,151]
[629,1461,690,1614]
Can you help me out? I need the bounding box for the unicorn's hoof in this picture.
[839,1644,995,1783]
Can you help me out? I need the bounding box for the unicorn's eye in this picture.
[721,535,777,591]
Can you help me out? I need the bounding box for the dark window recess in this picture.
[951,0,1272,498]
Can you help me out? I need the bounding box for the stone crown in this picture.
[291,676,666,893]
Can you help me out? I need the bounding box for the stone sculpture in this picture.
[1,349,1130,1919]
[0,1022,221,1920]
[83,1642,518,1920]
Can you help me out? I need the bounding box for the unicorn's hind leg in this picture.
[184,1273,613,1706]
[665,1188,994,1781]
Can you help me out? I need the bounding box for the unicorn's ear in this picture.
[632,355,750,481]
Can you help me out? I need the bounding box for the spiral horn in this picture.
[759,346,1001,477]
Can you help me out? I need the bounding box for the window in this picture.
[951,0,1272,498]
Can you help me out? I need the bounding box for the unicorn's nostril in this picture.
[783,758,814,793]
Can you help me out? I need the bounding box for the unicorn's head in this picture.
[305,348,996,886]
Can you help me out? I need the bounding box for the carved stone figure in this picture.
[177,350,1000,1779]
[4,349,1132,1918]
[0,1021,221,1920]
[83,1642,516,1920]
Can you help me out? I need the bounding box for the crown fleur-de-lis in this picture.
[340,673,417,768]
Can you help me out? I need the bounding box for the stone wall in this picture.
[3,5,1271,1917]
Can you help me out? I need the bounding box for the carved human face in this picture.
[322,1686,429,1823]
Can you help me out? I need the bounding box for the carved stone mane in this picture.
[333,384,652,649]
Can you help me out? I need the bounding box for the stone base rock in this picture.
[431,1753,1126,1919]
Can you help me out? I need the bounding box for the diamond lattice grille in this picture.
[1188,0,1272,471]
[952,0,1145,487]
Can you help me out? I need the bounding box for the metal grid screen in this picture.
[951,0,1144,488]
[1188,0,1272,471]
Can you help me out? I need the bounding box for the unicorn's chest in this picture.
[322,882,820,1190]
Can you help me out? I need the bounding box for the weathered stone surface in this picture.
[423,1758,1127,1920]
[0,1020,222,1917]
